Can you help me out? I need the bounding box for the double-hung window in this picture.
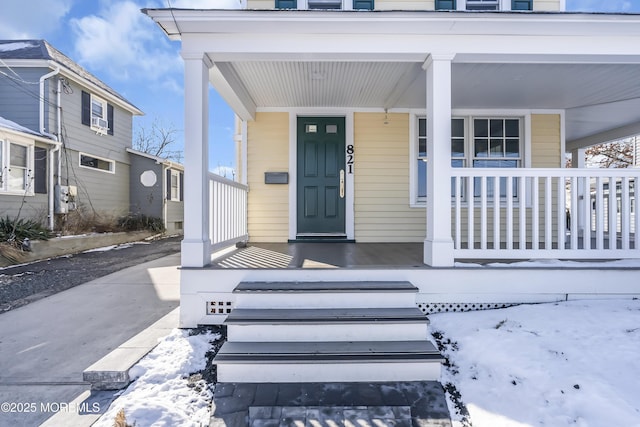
[81,91,114,136]
[416,117,466,201]
[414,115,522,203]
[0,140,34,194]
[465,0,499,10]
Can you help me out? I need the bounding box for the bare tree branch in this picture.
[133,119,182,162]
[584,140,634,169]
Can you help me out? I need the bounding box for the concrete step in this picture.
[215,341,443,383]
[233,281,418,309]
[226,307,428,342]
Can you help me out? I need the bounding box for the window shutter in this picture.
[353,0,374,9]
[275,0,297,8]
[435,0,456,9]
[107,104,114,136]
[512,0,532,10]
[179,172,184,201]
[166,169,172,200]
[81,91,91,126]
[34,147,47,194]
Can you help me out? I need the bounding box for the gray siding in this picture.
[129,154,163,218]
[166,194,184,234]
[0,194,49,225]
[0,68,46,133]
[59,80,132,164]
[60,150,130,216]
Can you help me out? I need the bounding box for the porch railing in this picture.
[451,168,639,259]
[208,172,248,251]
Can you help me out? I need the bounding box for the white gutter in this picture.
[39,63,60,140]
[40,62,61,231]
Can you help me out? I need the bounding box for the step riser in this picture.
[227,323,427,342]
[234,293,417,309]
[217,362,441,383]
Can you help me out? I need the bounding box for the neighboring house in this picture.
[144,2,640,386]
[0,116,57,219]
[0,40,144,228]
[127,148,184,234]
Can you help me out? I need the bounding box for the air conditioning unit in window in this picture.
[91,117,109,135]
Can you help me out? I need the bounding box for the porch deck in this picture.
[210,241,636,269]
[213,243,426,269]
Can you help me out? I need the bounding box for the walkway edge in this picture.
[83,307,180,390]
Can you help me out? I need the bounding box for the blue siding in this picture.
[0,67,47,133]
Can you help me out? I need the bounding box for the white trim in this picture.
[241,119,248,185]
[288,113,297,241]
[287,109,356,241]
[0,138,35,196]
[78,152,116,174]
[169,169,181,201]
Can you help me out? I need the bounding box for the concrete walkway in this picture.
[0,252,180,427]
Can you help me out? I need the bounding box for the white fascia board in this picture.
[567,122,640,151]
[144,9,640,39]
[0,126,57,146]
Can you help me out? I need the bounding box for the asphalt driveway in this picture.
[0,236,181,426]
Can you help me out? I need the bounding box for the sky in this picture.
[1,0,639,177]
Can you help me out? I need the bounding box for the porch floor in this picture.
[212,243,428,269]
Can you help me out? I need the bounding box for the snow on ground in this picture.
[93,329,220,427]
[429,299,640,427]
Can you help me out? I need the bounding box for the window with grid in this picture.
[416,116,522,201]
[417,117,466,200]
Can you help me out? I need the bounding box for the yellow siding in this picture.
[246,0,275,8]
[247,112,290,242]
[354,112,426,242]
[531,114,561,167]
[376,0,434,10]
[533,0,562,11]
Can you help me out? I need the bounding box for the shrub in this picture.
[117,213,165,233]
[0,216,50,244]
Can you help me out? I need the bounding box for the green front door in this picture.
[297,117,346,236]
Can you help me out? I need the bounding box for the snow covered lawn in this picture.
[93,328,220,427]
[429,299,640,427]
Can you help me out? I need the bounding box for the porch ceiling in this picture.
[218,60,640,145]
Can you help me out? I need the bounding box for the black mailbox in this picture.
[264,172,289,184]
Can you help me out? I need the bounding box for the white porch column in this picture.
[571,147,587,238]
[423,54,455,267]
[181,52,212,267]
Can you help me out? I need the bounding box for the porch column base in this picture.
[181,239,212,268]
[423,238,454,267]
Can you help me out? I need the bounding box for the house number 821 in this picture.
[346,144,354,174]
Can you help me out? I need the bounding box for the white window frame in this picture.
[79,152,115,174]
[0,138,35,195]
[90,95,109,133]
[169,169,181,201]
[457,0,511,10]
[410,110,530,207]
[299,0,350,9]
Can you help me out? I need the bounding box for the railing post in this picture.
[181,52,212,267]
[423,54,455,266]
[571,148,587,241]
